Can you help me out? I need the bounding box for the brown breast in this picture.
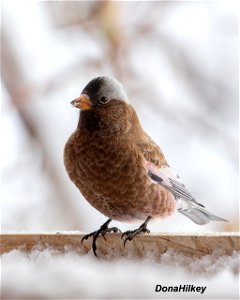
[64,128,175,222]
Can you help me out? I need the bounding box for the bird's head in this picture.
[71,76,133,134]
[71,76,128,110]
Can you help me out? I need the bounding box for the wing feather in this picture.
[136,131,168,168]
[135,128,227,224]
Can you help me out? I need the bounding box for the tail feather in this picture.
[178,206,228,225]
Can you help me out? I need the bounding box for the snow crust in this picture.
[1,248,239,299]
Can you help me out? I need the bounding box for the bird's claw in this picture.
[81,220,121,257]
[123,228,150,246]
[121,222,151,247]
[121,230,132,239]
[81,232,96,244]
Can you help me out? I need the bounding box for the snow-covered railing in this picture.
[1,233,239,258]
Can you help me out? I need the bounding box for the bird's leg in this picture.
[121,216,152,246]
[81,218,121,257]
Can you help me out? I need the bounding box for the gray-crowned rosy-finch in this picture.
[64,76,227,256]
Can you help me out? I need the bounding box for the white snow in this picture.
[1,248,239,299]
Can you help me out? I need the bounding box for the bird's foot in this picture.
[121,216,151,246]
[81,219,121,257]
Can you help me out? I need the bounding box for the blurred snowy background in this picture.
[1,1,239,234]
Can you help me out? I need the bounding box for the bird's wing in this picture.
[136,131,199,204]
[147,163,228,224]
[136,131,192,200]
[147,163,197,202]
[136,131,169,168]
[135,130,227,224]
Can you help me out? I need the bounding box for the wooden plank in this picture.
[0,233,239,258]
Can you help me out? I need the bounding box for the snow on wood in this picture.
[1,233,239,258]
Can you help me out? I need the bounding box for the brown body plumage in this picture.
[64,101,175,222]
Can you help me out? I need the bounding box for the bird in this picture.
[64,76,228,256]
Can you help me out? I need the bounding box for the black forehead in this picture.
[82,77,104,94]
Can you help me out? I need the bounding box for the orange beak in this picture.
[71,94,92,110]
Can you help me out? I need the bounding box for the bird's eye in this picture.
[98,96,110,104]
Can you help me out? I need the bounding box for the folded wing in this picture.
[136,130,228,225]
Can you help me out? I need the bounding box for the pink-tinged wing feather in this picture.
[147,162,195,202]
[135,128,227,224]
[146,161,228,224]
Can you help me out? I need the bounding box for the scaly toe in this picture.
[123,235,134,247]
[81,231,96,244]
[121,230,132,239]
